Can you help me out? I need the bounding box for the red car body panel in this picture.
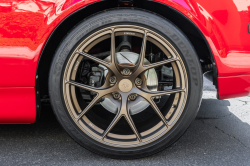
[0,0,249,123]
[0,87,36,124]
[0,0,99,87]
[156,0,250,77]
[218,73,250,100]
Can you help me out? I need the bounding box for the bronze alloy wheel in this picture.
[49,9,202,159]
[63,25,188,147]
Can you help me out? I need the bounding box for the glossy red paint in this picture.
[218,74,250,100]
[0,0,99,87]
[155,0,250,77]
[0,0,99,123]
[155,0,250,100]
[0,88,36,124]
[0,0,249,123]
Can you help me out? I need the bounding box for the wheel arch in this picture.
[36,0,218,118]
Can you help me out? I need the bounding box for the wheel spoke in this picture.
[142,88,186,97]
[143,58,179,71]
[102,112,122,140]
[102,95,141,142]
[137,31,148,67]
[77,51,110,67]
[124,113,142,142]
[110,29,116,65]
[76,95,101,120]
[66,80,115,96]
[66,80,100,93]
[146,98,168,127]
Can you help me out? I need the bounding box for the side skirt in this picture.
[218,74,250,100]
[0,87,36,124]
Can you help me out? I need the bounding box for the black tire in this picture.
[49,9,203,159]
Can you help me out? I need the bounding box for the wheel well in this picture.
[37,0,217,101]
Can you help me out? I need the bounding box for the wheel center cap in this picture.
[118,79,132,93]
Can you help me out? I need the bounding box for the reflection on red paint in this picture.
[172,0,191,10]
[0,0,99,123]
[212,10,228,25]
[156,0,250,74]
[156,0,250,100]
[0,0,99,88]
[0,2,12,12]
[0,0,249,123]
[63,0,82,9]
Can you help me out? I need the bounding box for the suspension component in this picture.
[89,67,104,87]
[202,64,213,72]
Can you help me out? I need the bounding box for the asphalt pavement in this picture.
[0,77,250,166]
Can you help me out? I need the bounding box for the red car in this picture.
[0,0,249,159]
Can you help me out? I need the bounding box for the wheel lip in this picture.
[62,24,189,148]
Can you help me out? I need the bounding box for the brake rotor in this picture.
[99,52,158,115]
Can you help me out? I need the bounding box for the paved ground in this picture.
[0,77,250,166]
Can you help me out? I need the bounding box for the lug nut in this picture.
[123,68,130,75]
[135,78,142,86]
[113,92,121,100]
[109,76,117,84]
[129,93,137,101]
